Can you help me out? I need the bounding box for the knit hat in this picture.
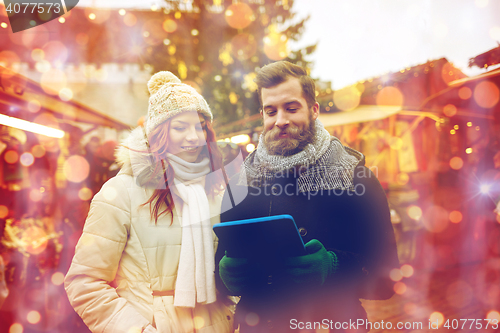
[145,71,213,134]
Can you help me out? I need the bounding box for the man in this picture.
[216,61,399,333]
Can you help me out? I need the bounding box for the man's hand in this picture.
[219,254,265,295]
[284,239,338,286]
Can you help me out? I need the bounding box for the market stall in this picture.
[0,67,129,332]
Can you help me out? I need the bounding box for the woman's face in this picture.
[167,112,207,162]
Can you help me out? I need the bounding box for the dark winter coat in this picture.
[215,147,399,333]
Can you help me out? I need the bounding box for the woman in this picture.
[65,72,233,333]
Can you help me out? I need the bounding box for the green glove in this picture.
[219,254,265,295]
[284,239,338,286]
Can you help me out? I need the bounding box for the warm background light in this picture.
[63,155,90,183]
[400,264,414,278]
[390,268,403,282]
[9,323,23,333]
[51,272,65,286]
[429,312,445,327]
[449,210,462,223]
[394,282,407,295]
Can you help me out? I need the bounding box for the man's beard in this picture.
[262,115,316,156]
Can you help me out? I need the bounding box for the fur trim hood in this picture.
[115,126,163,187]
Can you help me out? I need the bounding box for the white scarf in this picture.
[167,153,216,308]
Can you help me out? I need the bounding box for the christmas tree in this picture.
[146,0,316,135]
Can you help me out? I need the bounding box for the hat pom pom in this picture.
[147,71,181,95]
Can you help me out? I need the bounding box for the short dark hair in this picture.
[255,61,316,109]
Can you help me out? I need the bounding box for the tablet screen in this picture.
[213,214,306,259]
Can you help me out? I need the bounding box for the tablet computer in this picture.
[213,214,306,259]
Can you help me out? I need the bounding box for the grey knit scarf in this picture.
[238,120,364,192]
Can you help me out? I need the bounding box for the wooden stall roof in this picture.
[0,66,131,130]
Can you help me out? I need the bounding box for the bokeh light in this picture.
[84,8,110,24]
[24,226,48,255]
[31,145,46,158]
[51,272,65,286]
[246,143,255,153]
[193,316,205,330]
[26,311,41,324]
[29,188,43,202]
[9,323,23,333]
[458,87,472,100]
[20,152,34,167]
[78,187,93,201]
[5,150,19,164]
[59,88,74,101]
[231,33,257,60]
[245,312,259,326]
[422,205,449,233]
[124,13,137,26]
[102,186,117,201]
[143,19,166,46]
[41,69,67,95]
[403,302,417,315]
[445,280,473,308]
[76,33,89,46]
[465,147,473,154]
[390,268,403,281]
[0,205,8,219]
[225,3,253,29]
[443,104,457,117]
[28,100,42,113]
[376,86,404,107]
[21,26,50,49]
[449,210,462,223]
[474,81,499,108]
[333,86,361,111]
[264,27,289,60]
[0,50,20,70]
[35,60,51,73]
[42,41,68,64]
[407,205,422,220]
[429,312,444,327]
[63,155,90,183]
[441,62,462,84]
[394,282,407,294]
[449,156,463,170]
[162,19,177,33]
[400,264,414,278]
[487,310,500,321]
[31,49,45,62]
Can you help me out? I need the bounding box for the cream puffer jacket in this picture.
[64,127,234,333]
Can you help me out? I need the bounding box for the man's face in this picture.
[261,77,319,156]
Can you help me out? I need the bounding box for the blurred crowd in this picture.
[0,124,118,331]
